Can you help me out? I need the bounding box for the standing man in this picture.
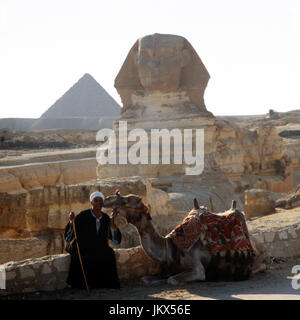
[64,191,121,290]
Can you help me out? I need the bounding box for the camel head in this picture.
[103,191,152,225]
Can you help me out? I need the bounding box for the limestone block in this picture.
[25,207,49,233]
[0,173,24,193]
[52,254,70,273]
[20,267,35,279]
[294,224,300,235]
[250,233,264,244]
[244,189,276,219]
[0,158,98,194]
[60,161,97,185]
[32,166,60,187]
[15,168,42,190]
[42,263,52,274]
[5,270,16,281]
[0,192,27,229]
[287,227,298,239]
[0,236,64,264]
[48,207,69,230]
[1,254,71,294]
[278,230,288,240]
[146,187,170,216]
[115,246,161,284]
[264,232,276,243]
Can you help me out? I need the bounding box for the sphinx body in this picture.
[98,34,219,179]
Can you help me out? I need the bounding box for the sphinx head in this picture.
[115,33,210,113]
[136,34,190,92]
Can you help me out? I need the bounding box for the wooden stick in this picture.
[165,238,170,267]
[72,218,90,295]
[209,196,214,212]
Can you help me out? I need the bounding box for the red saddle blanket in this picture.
[166,207,254,254]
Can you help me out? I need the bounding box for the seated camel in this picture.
[104,192,265,285]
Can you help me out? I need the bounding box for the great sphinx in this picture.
[98,33,218,179]
[114,33,214,122]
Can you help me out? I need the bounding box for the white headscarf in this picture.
[90,191,105,202]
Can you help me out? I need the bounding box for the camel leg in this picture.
[251,252,266,275]
[167,265,206,285]
[140,275,167,285]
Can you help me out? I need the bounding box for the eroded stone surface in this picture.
[244,189,276,218]
[115,33,212,117]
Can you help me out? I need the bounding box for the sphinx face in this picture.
[136,34,186,92]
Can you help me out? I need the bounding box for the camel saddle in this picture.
[166,207,254,254]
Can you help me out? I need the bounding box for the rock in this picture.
[266,109,280,120]
[286,193,300,209]
[275,190,300,209]
[114,246,161,284]
[146,187,170,216]
[244,189,276,219]
[0,158,98,194]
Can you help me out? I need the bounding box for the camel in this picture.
[104,193,265,285]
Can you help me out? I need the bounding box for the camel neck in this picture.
[136,218,168,263]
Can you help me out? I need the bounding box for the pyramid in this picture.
[40,73,120,118]
[30,74,121,130]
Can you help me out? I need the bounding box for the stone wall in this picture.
[214,123,293,194]
[250,224,300,259]
[1,254,70,294]
[0,176,148,235]
[98,118,294,194]
[243,189,276,219]
[0,176,172,264]
[0,158,98,194]
[0,233,64,264]
[0,246,161,294]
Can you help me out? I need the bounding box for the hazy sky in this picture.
[0,0,300,118]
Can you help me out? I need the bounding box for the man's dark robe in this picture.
[64,209,121,289]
